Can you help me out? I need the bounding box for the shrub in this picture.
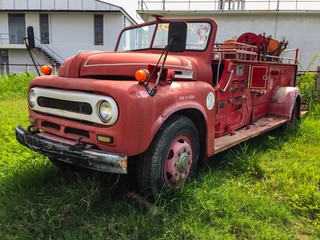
[0,72,36,100]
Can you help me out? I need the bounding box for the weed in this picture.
[297,51,320,108]
[1,74,320,238]
[0,72,36,100]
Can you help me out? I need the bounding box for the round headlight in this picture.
[28,90,37,108]
[98,100,113,123]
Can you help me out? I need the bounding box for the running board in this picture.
[214,117,288,154]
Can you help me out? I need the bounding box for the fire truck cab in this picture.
[16,17,301,195]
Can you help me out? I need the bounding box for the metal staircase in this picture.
[32,36,64,67]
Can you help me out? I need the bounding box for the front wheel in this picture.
[137,115,199,195]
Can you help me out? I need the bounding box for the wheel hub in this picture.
[177,152,189,173]
[164,136,193,188]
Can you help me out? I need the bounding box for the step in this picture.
[214,116,288,154]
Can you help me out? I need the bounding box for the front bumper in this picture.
[15,125,127,174]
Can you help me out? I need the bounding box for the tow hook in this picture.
[27,125,39,135]
[75,137,86,149]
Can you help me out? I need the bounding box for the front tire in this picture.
[137,115,199,195]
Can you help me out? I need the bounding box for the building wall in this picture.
[0,13,8,44]
[7,49,50,74]
[212,12,320,70]
[35,12,125,59]
[140,11,320,70]
[0,11,129,73]
[0,0,122,11]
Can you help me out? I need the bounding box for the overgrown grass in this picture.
[0,73,320,239]
[0,72,36,100]
[297,73,320,109]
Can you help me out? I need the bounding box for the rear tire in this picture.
[137,115,199,196]
[287,101,298,128]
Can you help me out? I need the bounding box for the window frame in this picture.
[94,14,104,46]
[40,14,50,44]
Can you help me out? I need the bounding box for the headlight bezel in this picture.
[98,100,114,123]
[28,90,37,108]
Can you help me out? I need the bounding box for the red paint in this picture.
[25,17,300,172]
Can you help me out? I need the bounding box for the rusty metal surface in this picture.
[15,125,127,174]
[214,116,288,153]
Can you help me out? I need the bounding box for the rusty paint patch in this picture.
[120,158,128,171]
[272,87,298,104]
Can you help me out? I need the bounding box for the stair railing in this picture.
[33,36,65,64]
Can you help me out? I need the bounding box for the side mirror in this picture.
[27,26,35,49]
[168,21,187,52]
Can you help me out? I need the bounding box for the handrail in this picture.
[139,0,150,10]
[138,0,320,11]
[0,33,24,44]
[213,42,298,64]
[0,33,64,64]
[34,36,65,63]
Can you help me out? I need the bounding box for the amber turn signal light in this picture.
[135,69,149,83]
[40,65,53,75]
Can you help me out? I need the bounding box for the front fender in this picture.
[139,81,216,157]
[268,87,301,119]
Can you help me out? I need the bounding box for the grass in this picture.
[0,72,36,100]
[0,73,320,239]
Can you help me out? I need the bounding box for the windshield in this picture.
[117,21,211,52]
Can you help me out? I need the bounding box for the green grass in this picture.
[1,73,320,239]
[0,72,36,100]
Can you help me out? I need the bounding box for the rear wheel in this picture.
[137,115,199,195]
[287,101,298,128]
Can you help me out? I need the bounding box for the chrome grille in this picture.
[37,97,92,115]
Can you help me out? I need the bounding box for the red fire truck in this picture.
[16,17,301,195]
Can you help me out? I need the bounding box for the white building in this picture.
[137,0,320,71]
[0,0,136,74]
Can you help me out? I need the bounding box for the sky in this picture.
[100,0,142,23]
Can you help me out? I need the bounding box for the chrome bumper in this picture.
[15,125,127,174]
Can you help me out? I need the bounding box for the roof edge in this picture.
[97,0,137,24]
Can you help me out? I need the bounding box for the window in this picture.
[0,50,9,75]
[117,24,155,51]
[40,14,49,44]
[94,14,103,45]
[8,14,25,44]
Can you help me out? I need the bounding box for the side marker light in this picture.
[97,135,114,143]
[135,69,149,83]
[41,65,53,75]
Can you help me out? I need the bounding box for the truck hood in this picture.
[58,52,196,80]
